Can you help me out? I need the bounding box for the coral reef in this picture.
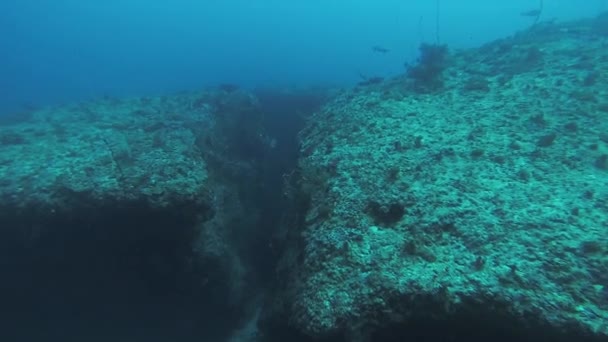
[262,16,608,342]
[0,89,274,341]
[406,43,449,92]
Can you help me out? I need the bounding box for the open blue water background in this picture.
[0,0,605,114]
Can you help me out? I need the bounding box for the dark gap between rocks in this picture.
[0,88,327,342]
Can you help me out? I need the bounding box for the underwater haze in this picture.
[0,0,605,115]
[2,1,608,342]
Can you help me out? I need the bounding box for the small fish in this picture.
[521,9,541,17]
[372,45,389,54]
[218,83,239,93]
[357,75,384,86]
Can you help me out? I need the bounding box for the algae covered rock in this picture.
[0,89,271,340]
[0,95,214,222]
[263,16,608,341]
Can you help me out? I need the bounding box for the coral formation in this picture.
[263,15,608,341]
[406,43,448,92]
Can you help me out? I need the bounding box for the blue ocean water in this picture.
[1,1,608,342]
[0,0,604,115]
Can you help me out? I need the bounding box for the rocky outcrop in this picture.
[262,15,608,341]
[0,89,271,341]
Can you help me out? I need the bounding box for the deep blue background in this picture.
[0,0,605,114]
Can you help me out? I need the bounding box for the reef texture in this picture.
[0,88,271,340]
[0,89,268,221]
[0,95,212,221]
[271,16,608,340]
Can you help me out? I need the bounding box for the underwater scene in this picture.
[1,1,608,341]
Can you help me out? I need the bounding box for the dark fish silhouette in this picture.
[521,9,541,17]
[357,76,384,86]
[218,83,239,93]
[357,72,384,86]
[372,45,389,54]
[521,0,543,23]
